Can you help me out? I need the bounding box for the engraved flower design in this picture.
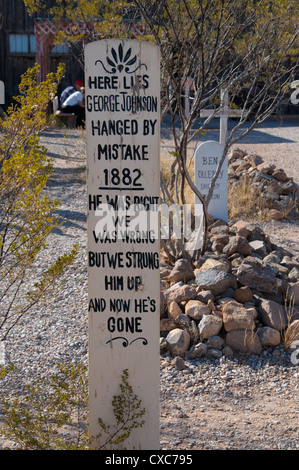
[95,43,147,74]
[108,44,137,72]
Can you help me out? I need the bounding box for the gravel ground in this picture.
[0,121,298,450]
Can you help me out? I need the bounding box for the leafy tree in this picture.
[24,0,136,68]
[24,0,299,260]
[0,64,78,340]
[134,0,299,259]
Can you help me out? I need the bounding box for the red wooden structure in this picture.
[34,18,145,83]
[34,18,89,82]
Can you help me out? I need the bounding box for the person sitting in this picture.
[60,80,83,107]
[62,87,85,128]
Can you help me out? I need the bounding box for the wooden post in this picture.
[201,88,243,145]
[85,39,160,450]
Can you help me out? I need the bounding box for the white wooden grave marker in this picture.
[195,140,227,222]
[200,88,243,145]
[85,39,160,449]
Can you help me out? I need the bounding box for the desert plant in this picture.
[0,365,145,450]
[283,291,299,350]
[0,64,78,340]
[95,369,146,449]
[228,174,272,220]
[0,362,89,450]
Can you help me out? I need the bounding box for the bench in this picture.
[52,96,76,127]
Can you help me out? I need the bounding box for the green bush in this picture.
[0,362,89,450]
[0,64,78,340]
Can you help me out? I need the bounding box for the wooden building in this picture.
[0,0,297,116]
[0,0,82,108]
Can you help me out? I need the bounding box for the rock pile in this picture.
[160,219,299,359]
[228,148,299,219]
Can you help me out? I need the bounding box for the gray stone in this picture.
[167,301,183,320]
[195,269,237,296]
[187,342,207,359]
[249,240,268,258]
[168,259,195,283]
[196,290,214,303]
[259,299,288,331]
[162,284,198,305]
[185,299,211,320]
[264,262,289,276]
[263,253,282,265]
[166,328,191,356]
[198,258,231,273]
[207,348,222,358]
[222,345,234,357]
[257,161,276,174]
[222,301,256,332]
[246,153,264,167]
[160,318,181,336]
[242,256,263,268]
[279,180,298,195]
[231,220,255,238]
[257,326,281,346]
[233,286,253,303]
[225,329,262,354]
[272,168,287,181]
[281,256,299,270]
[198,314,223,339]
[220,288,235,300]
[171,356,186,370]
[177,314,191,328]
[237,264,278,294]
[206,335,225,349]
[223,236,251,256]
[210,233,230,246]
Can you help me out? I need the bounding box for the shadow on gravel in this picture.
[47,167,86,186]
[161,115,298,144]
[53,209,87,236]
[46,151,85,162]
[40,130,82,140]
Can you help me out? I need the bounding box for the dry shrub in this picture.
[160,152,195,206]
[283,292,299,349]
[228,175,272,220]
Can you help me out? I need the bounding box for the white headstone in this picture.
[194,140,228,222]
[85,39,160,450]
